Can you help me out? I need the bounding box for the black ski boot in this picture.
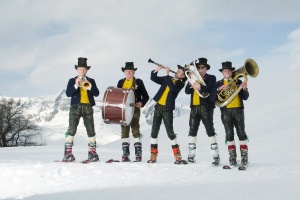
[134,142,142,162]
[87,141,99,162]
[211,143,220,165]
[62,142,75,162]
[187,143,196,163]
[240,145,248,166]
[122,142,130,162]
[228,145,237,166]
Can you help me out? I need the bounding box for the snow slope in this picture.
[0,67,300,200]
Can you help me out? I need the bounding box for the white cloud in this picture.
[1,0,300,97]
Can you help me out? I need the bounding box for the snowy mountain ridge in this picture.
[0,90,190,145]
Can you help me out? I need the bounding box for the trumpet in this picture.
[78,76,91,90]
[148,58,177,74]
[216,58,259,107]
[184,60,210,98]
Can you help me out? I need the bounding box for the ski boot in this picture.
[87,141,99,162]
[240,144,248,166]
[122,142,131,162]
[147,144,158,163]
[172,144,187,164]
[228,145,237,166]
[134,142,142,162]
[187,143,196,163]
[211,143,220,165]
[62,141,75,162]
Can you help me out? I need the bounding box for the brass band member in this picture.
[210,61,249,167]
[117,62,149,162]
[148,64,187,164]
[63,57,100,162]
[185,58,220,164]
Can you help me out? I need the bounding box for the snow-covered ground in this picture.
[1,67,300,200]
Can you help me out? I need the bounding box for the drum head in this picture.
[124,89,135,125]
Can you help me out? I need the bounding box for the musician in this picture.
[185,58,219,164]
[148,64,187,164]
[117,62,149,162]
[63,57,100,162]
[210,61,249,166]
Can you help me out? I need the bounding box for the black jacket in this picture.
[117,77,149,107]
[210,78,249,110]
[66,76,99,106]
[151,70,185,110]
[185,73,216,108]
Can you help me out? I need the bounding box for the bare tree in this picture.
[0,98,41,147]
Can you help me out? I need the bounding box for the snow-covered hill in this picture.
[0,91,189,146]
[0,67,300,200]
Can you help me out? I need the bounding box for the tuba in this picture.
[78,76,91,90]
[216,58,259,107]
[184,60,210,98]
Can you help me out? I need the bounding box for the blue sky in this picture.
[0,0,300,98]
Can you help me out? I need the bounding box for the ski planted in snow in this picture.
[212,161,220,166]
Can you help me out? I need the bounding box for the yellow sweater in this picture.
[224,79,241,108]
[158,79,177,105]
[80,87,90,104]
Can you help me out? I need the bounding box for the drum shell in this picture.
[102,86,135,125]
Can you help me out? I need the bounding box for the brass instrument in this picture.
[78,76,91,90]
[184,60,210,98]
[216,58,259,107]
[148,58,177,74]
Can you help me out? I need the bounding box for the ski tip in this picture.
[106,159,120,163]
[223,165,232,169]
[54,160,75,163]
[238,166,247,170]
[212,161,220,166]
[174,160,188,165]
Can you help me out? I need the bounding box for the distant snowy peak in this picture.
[1,92,189,125]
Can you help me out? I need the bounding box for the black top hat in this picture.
[219,61,235,72]
[177,65,187,82]
[74,57,91,70]
[196,57,211,70]
[177,65,187,72]
[122,62,137,72]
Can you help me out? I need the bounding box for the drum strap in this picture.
[131,77,137,103]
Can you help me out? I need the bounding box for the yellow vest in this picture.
[224,79,241,108]
[192,90,200,105]
[158,79,177,105]
[122,78,134,89]
[80,87,90,104]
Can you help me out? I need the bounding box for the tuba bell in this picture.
[78,76,91,90]
[184,60,210,98]
[216,58,259,107]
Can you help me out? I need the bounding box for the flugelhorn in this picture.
[216,58,259,107]
[184,60,210,98]
[78,76,91,90]
[148,58,177,74]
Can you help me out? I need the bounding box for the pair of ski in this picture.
[107,159,189,165]
[105,159,141,163]
[54,160,98,164]
[223,164,247,170]
[54,159,140,164]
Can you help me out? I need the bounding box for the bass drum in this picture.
[102,86,135,126]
